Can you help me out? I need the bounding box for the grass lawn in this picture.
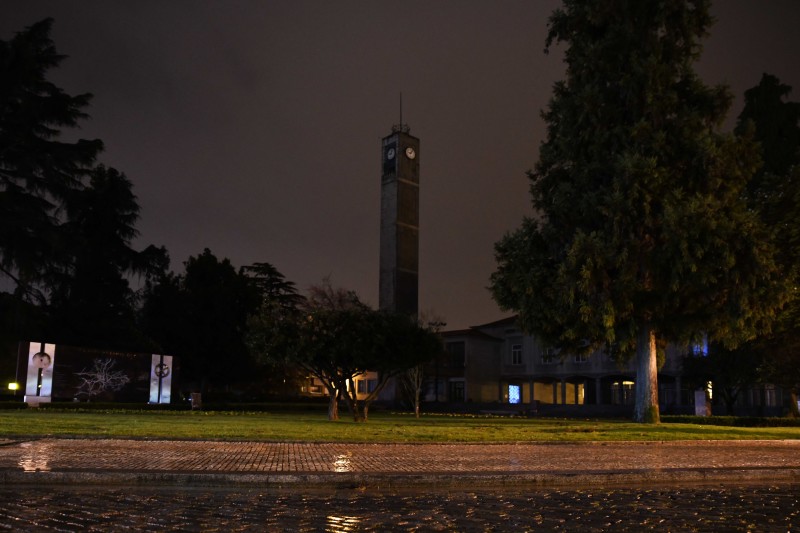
[0,409,798,442]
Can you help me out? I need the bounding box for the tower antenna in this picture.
[392,92,410,133]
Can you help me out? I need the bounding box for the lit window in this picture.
[508,384,521,404]
[692,335,709,356]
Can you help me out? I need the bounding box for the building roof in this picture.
[470,315,519,330]
[441,328,503,342]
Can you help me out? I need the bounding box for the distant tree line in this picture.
[0,19,443,412]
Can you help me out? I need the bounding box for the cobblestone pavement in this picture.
[1,439,799,530]
[1,483,798,531]
[0,439,798,488]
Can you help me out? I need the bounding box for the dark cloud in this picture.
[2,1,798,328]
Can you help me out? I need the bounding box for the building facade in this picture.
[435,316,789,416]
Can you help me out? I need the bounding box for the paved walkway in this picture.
[0,438,799,488]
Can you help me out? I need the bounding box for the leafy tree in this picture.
[491,0,787,423]
[47,165,167,349]
[355,310,443,421]
[681,343,762,415]
[0,18,102,318]
[733,74,800,416]
[140,249,259,394]
[399,310,446,418]
[248,280,442,421]
[239,261,306,396]
[139,269,189,360]
[736,74,800,179]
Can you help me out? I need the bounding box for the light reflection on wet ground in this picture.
[0,483,797,531]
[17,441,53,473]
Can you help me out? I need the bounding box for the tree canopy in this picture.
[140,249,262,393]
[491,0,787,423]
[48,165,167,349]
[0,18,102,304]
[247,280,443,421]
[731,73,800,416]
[0,19,166,353]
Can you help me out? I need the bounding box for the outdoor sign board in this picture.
[16,341,177,405]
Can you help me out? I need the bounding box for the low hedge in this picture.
[662,414,800,427]
[0,400,330,413]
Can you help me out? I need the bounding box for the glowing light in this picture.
[19,441,52,472]
[327,515,360,532]
[7,383,18,391]
[333,453,353,472]
[508,384,521,404]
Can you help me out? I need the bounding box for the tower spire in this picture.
[392,92,410,134]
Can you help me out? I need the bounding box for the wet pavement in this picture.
[0,438,799,488]
[1,483,798,531]
[0,439,799,530]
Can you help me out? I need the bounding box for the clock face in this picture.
[386,147,396,160]
[405,147,416,159]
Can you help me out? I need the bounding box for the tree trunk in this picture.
[790,388,799,418]
[633,325,660,423]
[326,386,339,421]
[414,387,420,419]
[349,400,365,422]
[722,388,739,416]
[342,377,366,422]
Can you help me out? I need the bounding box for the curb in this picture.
[3,467,799,490]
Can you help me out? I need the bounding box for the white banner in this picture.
[24,342,56,401]
[149,354,173,404]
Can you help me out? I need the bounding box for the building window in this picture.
[691,334,709,356]
[508,384,521,404]
[542,348,558,364]
[367,379,377,393]
[511,344,523,365]
[445,342,465,368]
[612,381,635,405]
[574,352,589,364]
[357,380,366,393]
[448,380,465,402]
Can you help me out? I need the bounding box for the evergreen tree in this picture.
[734,74,800,416]
[0,18,103,306]
[240,262,304,311]
[1,19,165,351]
[48,165,167,349]
[140,249,260,394]
[491,0,787,422]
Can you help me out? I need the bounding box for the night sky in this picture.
[2,1,799,329]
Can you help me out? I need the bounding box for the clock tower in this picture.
[379,124,419,317]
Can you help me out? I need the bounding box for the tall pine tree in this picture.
[734,74,800,416]
[491,0,787,422]
[0,18,102,304]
